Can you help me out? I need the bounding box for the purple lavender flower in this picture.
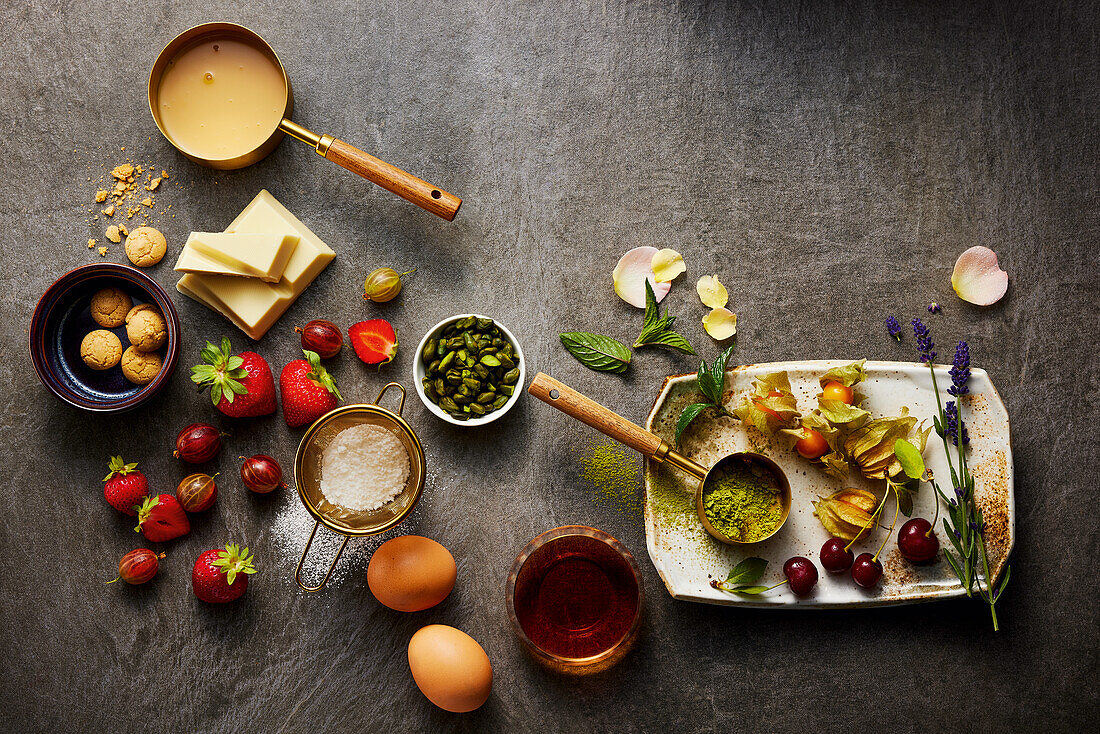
[912,317,936,362]
[947,341,970,396]
[943,400,969,445]
[928,302,941,314]
[886,317,902,341]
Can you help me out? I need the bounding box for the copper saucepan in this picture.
[528,373,791,545]
[149,22,461,220]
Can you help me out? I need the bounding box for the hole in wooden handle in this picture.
[549,389,559,399]
[431,190,442,199]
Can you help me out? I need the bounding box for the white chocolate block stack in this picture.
[175,190,336,340]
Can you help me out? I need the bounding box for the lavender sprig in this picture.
[928,302,941,314]
[886,317,903,341]
[922,331,1006,631]
[942,401,969,445]
[947,341,970,396]
[912,317,936,362]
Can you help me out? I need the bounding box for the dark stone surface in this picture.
[1,1,1097,731]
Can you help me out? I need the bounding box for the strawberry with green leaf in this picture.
[103,456,149,516]
[190,337,277,418]
[134,494,190,542]
[280,350,342,427]
[192,543,257,603]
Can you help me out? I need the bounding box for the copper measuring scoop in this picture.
[149,22,461,220]
[528,373,791,545]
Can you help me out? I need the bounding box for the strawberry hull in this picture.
[135,494,190,543]
[280,351,342,428]
[192,545,256,603]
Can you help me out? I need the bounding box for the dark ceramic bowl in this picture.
[30,263,180,412]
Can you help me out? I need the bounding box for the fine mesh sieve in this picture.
[293,383,425,591]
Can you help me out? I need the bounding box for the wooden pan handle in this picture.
[528,372,664,458]
[322,137,461,221]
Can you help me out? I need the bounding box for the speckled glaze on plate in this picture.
[644,360,1013,608]
[29,263,180,412]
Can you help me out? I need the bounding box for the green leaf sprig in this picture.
[559,332,631,373]
[634,279,695,354]
[710,557,787,595]
[559,279,694,373]
[675,344,736,442]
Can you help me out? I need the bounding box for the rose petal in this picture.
[952,246,1009,305]
[696,275,728,309]
[613,246,670,308]
[702,307,737,340]
[651,248,686,283]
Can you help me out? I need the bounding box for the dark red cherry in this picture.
[820,537,854,573]
[852,553,883,588]
[898,518,940,562]
[782,556,819,596]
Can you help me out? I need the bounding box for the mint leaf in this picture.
[711,344,736,400]
[633,280,695,354]
[697,360,719,405]
[725,557,767,585]
[675,402,713,443]
[559,332,631,373]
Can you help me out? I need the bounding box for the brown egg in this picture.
[407,625,492,713]
[367,536,456,612]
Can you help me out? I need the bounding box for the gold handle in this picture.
[294,520,350,592]
[374,382,407,416]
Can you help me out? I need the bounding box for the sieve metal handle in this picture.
[294,520,349,592]
[375,382,407,416]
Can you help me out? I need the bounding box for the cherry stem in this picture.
[845,490,891,552]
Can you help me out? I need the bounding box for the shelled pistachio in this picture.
[421,317,520,421]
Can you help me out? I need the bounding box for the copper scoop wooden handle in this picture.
[321,137,461,221]
[527,372,665,458]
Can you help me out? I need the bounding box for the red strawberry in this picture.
[348,319,398,365]
[280,350,342,427]
[103,456,149,516]
[134,494,190,542]
[190,337,277,418]
[192,543,257,603]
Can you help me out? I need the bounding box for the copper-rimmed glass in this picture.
[506,526,643,674]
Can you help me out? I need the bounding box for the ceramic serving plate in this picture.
[643,360,1013,608]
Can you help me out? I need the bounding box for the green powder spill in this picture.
[646,465,696,528]
[576,440,642,515]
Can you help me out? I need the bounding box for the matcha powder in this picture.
[702,459,783,542]
[576,440,642,515]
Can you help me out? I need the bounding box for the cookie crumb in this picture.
[146,177,162,191]
[119,224,128,236]
[102,205,115,216]
[141,197,153,207]
[88,238,97,248]
[111,164,134,180]
[98,247,108,256]
[94,189,109,203]
[105,225,121,243]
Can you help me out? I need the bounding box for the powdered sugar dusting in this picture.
[319,424,410,511]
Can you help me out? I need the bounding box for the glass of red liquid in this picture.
[507,526,643,674]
